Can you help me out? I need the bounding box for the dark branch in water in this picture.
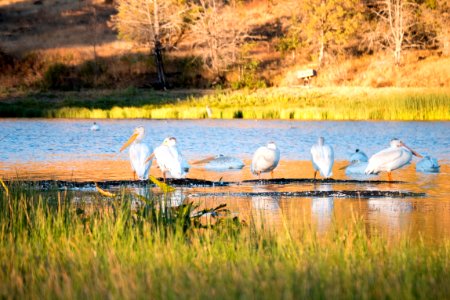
[188,190,426,199]
[3,177,403,190]
[241,178,404,185]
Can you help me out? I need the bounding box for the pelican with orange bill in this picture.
[120,126,153,180]
[365,138,423,181]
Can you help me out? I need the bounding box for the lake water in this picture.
[1,119,449,241]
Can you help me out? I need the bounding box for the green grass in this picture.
[0,87,449,120]
[0,182,449,299]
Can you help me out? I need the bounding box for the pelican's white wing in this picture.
[251,147,280,174]
[365,147,412,174]
[345,162,369,175]
[129,143,152,180]
[311,144,334,178]
[154,145,187,179]
[168,146,188,178]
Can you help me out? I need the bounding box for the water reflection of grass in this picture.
[1,183,449,299]
[1,87,449,120]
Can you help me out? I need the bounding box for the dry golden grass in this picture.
[280,52,450,87]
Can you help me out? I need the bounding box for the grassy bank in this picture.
[0,182,449,299]
[1,87,449,120]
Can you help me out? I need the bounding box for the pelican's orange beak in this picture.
[401,142,423,158]
[120,132,138,152]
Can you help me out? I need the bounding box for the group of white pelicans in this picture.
[112,125,439,182]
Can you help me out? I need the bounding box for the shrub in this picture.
[231,61,267,90]
[42,63,80,91]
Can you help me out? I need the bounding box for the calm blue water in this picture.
[0,119,449,163]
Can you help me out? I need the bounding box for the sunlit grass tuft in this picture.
[0,182,449,299]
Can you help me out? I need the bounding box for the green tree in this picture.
[112,0,187,88]
[300,0,363,67]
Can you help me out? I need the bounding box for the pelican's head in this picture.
[134,126,145,139]
[390,138,423,158]
[162,137,177,146]
[318,137,325,146]
[267,142,277,150]
[168,137,177,146]
[120,126,145,152]
[390,138,402,148]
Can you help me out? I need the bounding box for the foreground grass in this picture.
[1,182,449,299]
[0,87,449,120]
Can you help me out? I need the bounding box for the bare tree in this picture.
[190,0,251,81]
[112,0,187,88]
[372,0,419,65]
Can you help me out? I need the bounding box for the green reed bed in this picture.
[1,87,448,120]
[1,182,449,299]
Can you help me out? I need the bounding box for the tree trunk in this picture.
[394,41,402,65]
[154,41,167,90]
[318,31,325,67]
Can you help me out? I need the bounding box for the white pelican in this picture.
[310,137,334,179]
[90,122,99,131]
[192,154,244,171]
[120,126,153,180]
[146,137,189,181]
[350,149,368,163]
[416,156,439,173]
[365,138,422,180]
[251,142,280,178]
[344,149,369,176]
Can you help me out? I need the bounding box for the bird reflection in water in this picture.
[311,184,334,233]
[251,186,282,230]
[367,198,414,236]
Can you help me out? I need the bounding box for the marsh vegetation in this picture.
[0,87,448,120]
[0,182,449,299]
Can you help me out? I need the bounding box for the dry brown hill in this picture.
[0,0,449,92]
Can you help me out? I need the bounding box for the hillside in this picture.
[0,0,449,95]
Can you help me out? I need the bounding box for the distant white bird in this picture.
[147,137,189,181]
[310,137,334,179]
[345,149,369,176]
[192,154,244,171]
[416,156,439,173]
[90,122,99,131]
[251,142,280,178]
[120,126,152,180]
[365,138,422,180]
[206,106,213,118]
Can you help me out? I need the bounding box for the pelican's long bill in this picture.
[401,142,423,158]
[120,133,139,152]
[339,164,350,170]
[191,156,216,165]
[144,153,155,164]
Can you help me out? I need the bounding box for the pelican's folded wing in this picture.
[365,148,402,174]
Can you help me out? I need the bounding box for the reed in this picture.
[0,182,449,299]
[1,87,448,120]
